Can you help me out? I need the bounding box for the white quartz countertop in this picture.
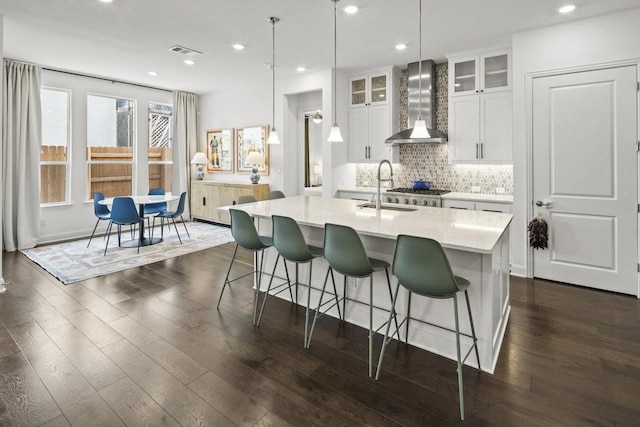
[441,192,513,204]
[222,196,512,254]
[336,187,379,194]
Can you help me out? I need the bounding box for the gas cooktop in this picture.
[386,188,451,196]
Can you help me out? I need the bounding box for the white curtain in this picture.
[172,91,199,217]
[2,60,41,251]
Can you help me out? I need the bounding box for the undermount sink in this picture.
[358,202,417,212]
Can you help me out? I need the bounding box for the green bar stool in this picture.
[375,234,481,420]
[216,209,273,325]
[256,215,337,348]
[237,195,257,204]
[309,223,398,377]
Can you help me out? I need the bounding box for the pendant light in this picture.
[267,17,281,144]
[327,0,344,142]
[410,0,430,139]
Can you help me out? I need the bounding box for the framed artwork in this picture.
[206,129,233,172]
[236,125,269,174]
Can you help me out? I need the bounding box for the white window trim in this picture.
[86,93,137,199]
[40,86,72,206]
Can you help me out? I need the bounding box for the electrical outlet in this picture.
[471,186,481,193]
[495,187,506,194]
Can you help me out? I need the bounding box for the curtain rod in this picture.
[38,64,174,93]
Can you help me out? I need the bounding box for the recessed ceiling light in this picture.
[395,43,407,50]
[344,5,358,14]
[558,4,575,13]
[297,66,306,72]
[183,59,195,65]
[232,44,245,50]
[148,71,158,76]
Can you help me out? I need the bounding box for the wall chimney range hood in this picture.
[386,60,447,144]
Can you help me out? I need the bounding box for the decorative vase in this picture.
[249,167,261,184]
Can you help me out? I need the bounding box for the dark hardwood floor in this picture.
[0,243,639,426]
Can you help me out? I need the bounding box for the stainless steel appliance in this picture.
[385,60,447,144]
[383,187,450,207]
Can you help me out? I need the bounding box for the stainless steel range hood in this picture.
[386,60,447,144]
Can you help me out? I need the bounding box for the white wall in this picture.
[199,68,354,197]
[511,8,640,276]
[39,70,172,243]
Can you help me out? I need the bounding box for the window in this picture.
[86,94,135,199]
[40,87,70,204]
[148,103,173,192]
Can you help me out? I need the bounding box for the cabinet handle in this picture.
[476,143,479,159]
[481,143,484,158]
[202,197,206,206]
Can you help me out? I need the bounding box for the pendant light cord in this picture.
[417,0,422,120]
[271,17,277,129]
[333,0,338,125]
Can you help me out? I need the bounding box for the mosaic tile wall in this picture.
[356,62,514,194]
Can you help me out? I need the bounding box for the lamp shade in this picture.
[190,152,208,164]
[267,128,281,144]
[245,151,264,166]
[313,163,322,175]
[327,124,344,142]
[410,119,431,138]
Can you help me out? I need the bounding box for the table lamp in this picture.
[190,152,209,180]
[245,151,264,184]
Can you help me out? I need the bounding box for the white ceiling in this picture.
[2,0,639,94]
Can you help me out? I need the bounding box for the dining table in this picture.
[99,193,179,247]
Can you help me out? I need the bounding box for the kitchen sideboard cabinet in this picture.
[190,181,269,224]
[447,48,512,164]
[348,67,399,163]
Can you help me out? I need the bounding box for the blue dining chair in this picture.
[152,191,189,243]
[144,188,167,231]
[104,197,144,255]
[88,192,110,248]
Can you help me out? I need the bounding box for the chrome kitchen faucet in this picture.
[376,160,393,210]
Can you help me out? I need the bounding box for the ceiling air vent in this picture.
[167,45,202,57]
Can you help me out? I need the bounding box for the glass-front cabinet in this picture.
[449,49,510,96]
[349,71,389,107]
[348,67,398,163]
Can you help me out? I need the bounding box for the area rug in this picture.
[21,222,234,284]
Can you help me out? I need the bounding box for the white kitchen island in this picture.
[224,196,512,373]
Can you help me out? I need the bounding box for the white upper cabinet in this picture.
[348,67,398,163]
[350,70,390,107]
[449,49,510,96]
[447,48,512,163]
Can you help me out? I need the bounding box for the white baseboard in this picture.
[510,264,527,277]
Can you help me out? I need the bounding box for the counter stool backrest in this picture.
[272,215,314,262]
[269,190,286,199]
[229,209,264,251]
[393,235,460,298]
[237,195,257,204]
[323,223,373,277]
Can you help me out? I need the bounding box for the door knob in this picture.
[535,200,552,207]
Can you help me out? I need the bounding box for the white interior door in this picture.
[532,66,638,295]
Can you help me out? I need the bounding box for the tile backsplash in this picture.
[355,62,513,194]
[356,144,513,193]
